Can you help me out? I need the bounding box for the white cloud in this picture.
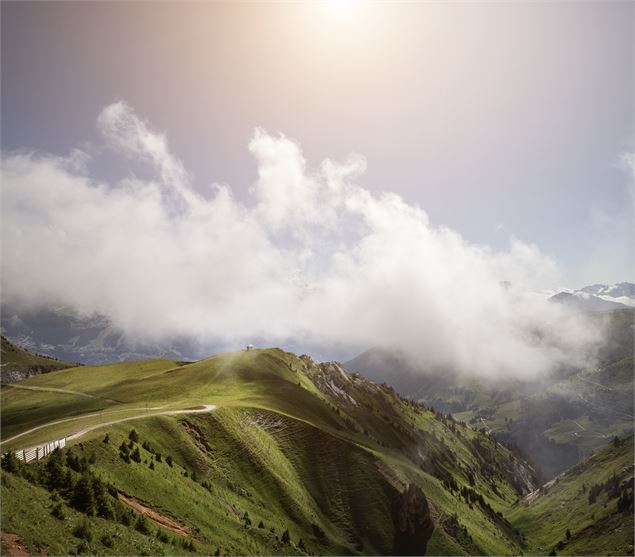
[97,100,198,211]
[0,103,605,379]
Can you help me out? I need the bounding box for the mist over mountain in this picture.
[345,307,634,479]
[1,102,611,383]
[2,2,634,556]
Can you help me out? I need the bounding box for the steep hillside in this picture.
[346,309,635,478]
[0,336,76,383]
[1,348,541,556]
[509,435,634,556]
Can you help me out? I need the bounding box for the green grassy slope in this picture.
[0,348,631,555]
[509,436,634,556]
[1,348,537,556]
[1,336,76,383]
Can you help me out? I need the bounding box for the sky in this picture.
[2,1,633,287]
[0,1,633,374]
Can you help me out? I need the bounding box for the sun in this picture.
[325,0,361,17]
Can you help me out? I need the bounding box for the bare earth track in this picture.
[117,493,192,537]
[0,531,30,556]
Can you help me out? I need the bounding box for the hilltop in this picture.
[1,347,632,555]
[2,347,535,555]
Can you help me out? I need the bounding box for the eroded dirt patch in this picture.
[117,492,192,537]
[1,531,29,556]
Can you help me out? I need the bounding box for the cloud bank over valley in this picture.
[1,102,608,378]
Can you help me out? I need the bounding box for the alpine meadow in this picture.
[1,2,633,557]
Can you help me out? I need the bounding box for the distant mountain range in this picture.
[549,281,635,312]
[0,305,216,365]
[2,283,633,367]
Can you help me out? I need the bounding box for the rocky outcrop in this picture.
[392,483,434,555]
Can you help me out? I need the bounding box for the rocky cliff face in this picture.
[392,483,434,555]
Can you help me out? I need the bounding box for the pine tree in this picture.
[92,476,114,519]
[1,451,22,474]
[71,474,96,515]
[45,455,68,492]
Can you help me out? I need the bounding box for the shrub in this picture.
[130,448,142,463]
[166,455,173,467]
[51,502,65,520]
[312,523,325,539]
[120,510,132,527]
[135,515,152,535]
[281,529,290,544]
[73,518,93,542]
[129,429,139,443]
[102,434,110,444]
[258,520,264,529]
[142,441,154,453]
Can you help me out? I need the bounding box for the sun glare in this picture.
[326,0,361,17]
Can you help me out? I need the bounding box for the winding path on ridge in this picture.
[3,405,217,452]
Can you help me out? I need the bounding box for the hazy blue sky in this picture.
[2,1,633,287]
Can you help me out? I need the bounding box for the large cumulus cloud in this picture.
[1,101,604,378]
